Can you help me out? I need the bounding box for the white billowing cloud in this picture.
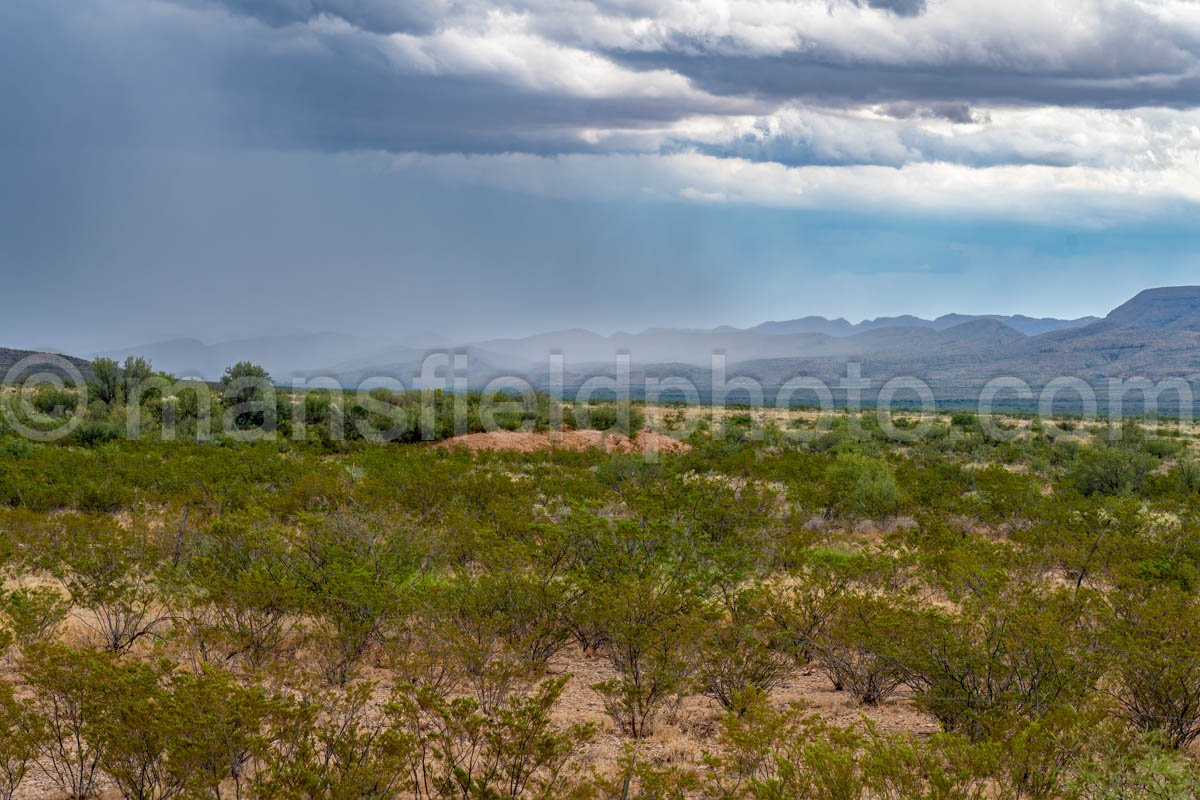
[545,0,1199,75]
[381,15,724,101]
[203,0,1200,92]
[390,149,1200,224]
[575,105,1200,170]
[120,1,1200,223]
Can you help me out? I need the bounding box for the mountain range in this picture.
[748,313,1098,337]
[6,287,1200,399]
[88,310,1108,383]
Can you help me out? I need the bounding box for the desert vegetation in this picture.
[1,364,1200,797]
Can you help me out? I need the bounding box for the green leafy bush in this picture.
[0,680,43,800]
[825,453,902,517]
[1067,445,1157,497]
[0,586,69,646]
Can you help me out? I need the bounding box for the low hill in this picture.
[0,347,95,383]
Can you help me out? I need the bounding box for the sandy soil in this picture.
[439,429,691,455]
[544,644,940,775]
[5,640,939,799]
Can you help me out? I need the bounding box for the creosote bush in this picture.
[825,453,902,517]
[0,403,1198,798]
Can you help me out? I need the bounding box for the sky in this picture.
[3,0,1200,354]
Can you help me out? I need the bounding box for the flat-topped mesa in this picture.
[1105,286,1200,331]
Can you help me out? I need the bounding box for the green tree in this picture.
[122,356,154,400]
[221,362,275,431]
[90,357,123,405]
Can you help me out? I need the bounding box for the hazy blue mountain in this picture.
[94,333,371,382]
[750,313,1097,337]
[15,287,1200,397]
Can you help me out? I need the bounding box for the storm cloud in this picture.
[3,0,1200,353]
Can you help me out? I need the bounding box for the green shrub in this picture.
[812,593,914,705]
[1067,445,1157,497]
[293,512,424,685]
[21,643,106,800]
[386,676,593,799]
[166,667,273,799]
[698,587,793,714]
[1176,460,1200,493]
[0,679,43,800]
[0,587,69,646]
[899,585,1102,740]
[575,401,645,436]
[1071,736,1200,800]
[0,439,31,459]
[1143,437,1184,459]
[1106,589,1200,749]
[950,411,981,432]
[171,517,303,667]
[51,518,168,653]
[69,420,122,447]
[31,385,78,418]
[826,453,902,517]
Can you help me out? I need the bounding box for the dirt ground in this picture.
[543,644,941,775]
[438,428,692,455]
[3,618,941,799]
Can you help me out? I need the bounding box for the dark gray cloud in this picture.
[880,102,984,124]
[862,0,927,16]
[9,0,1200,163]
[181,0,445,34]
[605,52,1200,111]
[3,0,1200,354]
[0,0,750,156]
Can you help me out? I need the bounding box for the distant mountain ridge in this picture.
[13,287,1200,397]
[92,333,369,383]
[750,313,1098,337]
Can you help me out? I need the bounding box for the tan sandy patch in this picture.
[439,429,691,455]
